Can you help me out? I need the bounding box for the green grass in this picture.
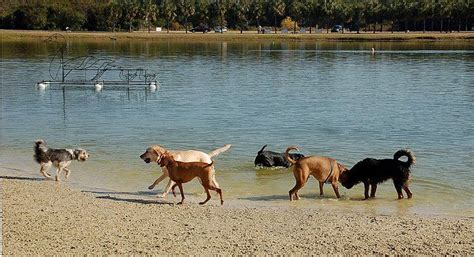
[2,29,473,42]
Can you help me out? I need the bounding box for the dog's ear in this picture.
[337,163,348,172]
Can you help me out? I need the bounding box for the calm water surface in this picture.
[1,40,473,217]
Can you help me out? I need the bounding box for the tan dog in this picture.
[285,146,348,200]
[140,144,230,197]
[158,152,223,205]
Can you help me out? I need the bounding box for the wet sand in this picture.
[1,175,472,255]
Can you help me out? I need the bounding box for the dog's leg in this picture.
[63,167,71,180]
[403,185,412,198]
[159,179,175,198]
[39,163,52,178]
[393,181,404,199]
[148,173,167,190]
[370,183,377,198]
[331,182,341,198]
[289,182,304,201]
[171,183,178,197]
[55,168,62,182]
[363,181,370,199]
[318,181,324,196]
[199,187,212,205]
[177,183,185,205]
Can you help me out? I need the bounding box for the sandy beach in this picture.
[1,175,472,255]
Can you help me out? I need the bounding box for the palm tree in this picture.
[177,0,195,33]
[249,0,264,32]
[121,0,139,32]
[289,0,304,33]
[161,0,177,33]
[142,0,157,33]
[270,0,286,33]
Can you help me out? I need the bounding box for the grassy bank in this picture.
[2,29,474,42]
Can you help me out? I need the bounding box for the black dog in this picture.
[340,149,415,200]
[254,145,304,168]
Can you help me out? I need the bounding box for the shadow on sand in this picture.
[0,175,45,181]
[96,195,173,205]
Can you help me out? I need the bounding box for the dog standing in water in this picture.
[34,139,89,181]
[285,146,348,200]
[157,152,223,205]
[340,149,415,200]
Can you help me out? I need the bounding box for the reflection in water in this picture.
[1,40,473,217]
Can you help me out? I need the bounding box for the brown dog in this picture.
[158,152,223,205]
[285,146,348,200]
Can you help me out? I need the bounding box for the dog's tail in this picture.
[208,144,231,158]
[394,149,416,167]
[257,145,267,155]
[34,139,47,164]
[285,146,299,165]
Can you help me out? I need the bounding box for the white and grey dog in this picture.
[34,139,89,181]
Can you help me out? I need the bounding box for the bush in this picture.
[280,16,298,31]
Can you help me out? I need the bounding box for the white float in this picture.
[94,82,104,91]
[149,81,159,92]
[36,81,49,90]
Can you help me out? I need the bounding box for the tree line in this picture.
[1,0,473,33]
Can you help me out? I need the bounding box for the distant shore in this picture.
[2,29,474,42]
[1,175,473,255]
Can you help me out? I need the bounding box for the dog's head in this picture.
[339,163,361,189]
[140,145,165,164]
[73,149,89,162]
[157,152,173,167]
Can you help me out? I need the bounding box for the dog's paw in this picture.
[148,185,155,190]
[157,193,167,198]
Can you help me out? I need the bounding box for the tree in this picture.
[121,0,140,32]
[269,0,286,33]
[161,0,177,33]
[289,0,304,33]
[249,0,264,31]
[12,4,47,30]
[143,0,158,33]
[228,1,249,33]
[177,0,195,33]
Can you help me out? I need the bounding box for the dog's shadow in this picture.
[240,193,352,202]
[95,195,173,205]
[0,175,45,181]
[83,190,157,197]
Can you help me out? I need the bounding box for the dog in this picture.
[34,139,89,181]
[140,144,231,197]
[285,146,348,200]
[339,149,415,200]
[157,152,223,205]
[254,145,305,168]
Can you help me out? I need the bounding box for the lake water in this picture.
[1,39,473,217]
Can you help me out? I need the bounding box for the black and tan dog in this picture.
[340,149,415,200]
[34,139,89,181]
[254,145,305,168]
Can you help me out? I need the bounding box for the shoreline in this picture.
[2,29,474,42]
[1,175,473,254]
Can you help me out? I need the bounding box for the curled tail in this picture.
[285,146,299,165]
[394,149,416,167]
[257,145,267,155]
[208,144,231,158]
[34,139,47,164]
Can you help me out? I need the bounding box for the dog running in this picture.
[157,152,223,205]
[34,139,89,181]
[254,145,305,168]
[285,146,348,200]
[339,149,415,200]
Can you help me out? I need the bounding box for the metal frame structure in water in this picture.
[36,33,160,91]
